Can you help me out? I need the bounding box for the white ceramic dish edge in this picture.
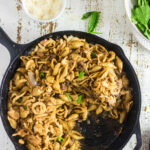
[22,0,66,23]
[124,0,150,50]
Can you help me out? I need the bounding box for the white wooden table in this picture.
[0,0,150,149]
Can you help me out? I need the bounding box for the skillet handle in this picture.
[134,121,142,150]
[0,27,23,61]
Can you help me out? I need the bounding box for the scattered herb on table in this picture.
[58,136,64,143]
[40,72,46,79]
[65,93,72,101]
[78,71,85,78]
[81,11,102,34]
[77,94,84,104]
[131,0,150,39]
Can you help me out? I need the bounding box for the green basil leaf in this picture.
[91,52,97,58]
[23,105,27,110]
[81,12,93,20]
[40,72,46,79]
[78,71,85,78]
[117,97,121,102]
[89,31,102,34]
[77,94,84,104]
[18,97,22,103]
[138,0,149,6]
[131,15,138,24]
[88,11,100,33]
[65,93,72,101]
[131,1,150,40]
[137,23,146,32]
[138,0,144,6]
[144,29,150,39]
[58,136,64,143]
[132,5,150,27]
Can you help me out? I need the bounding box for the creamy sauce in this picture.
[25,0,63,20]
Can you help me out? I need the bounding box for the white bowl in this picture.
[124,0,150,50]
[22,0,66,23]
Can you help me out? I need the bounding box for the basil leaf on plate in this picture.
[131,0,150,39]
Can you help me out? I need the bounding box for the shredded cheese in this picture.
[25,0,63,20]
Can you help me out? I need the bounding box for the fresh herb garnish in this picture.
[90,31,102,34]
[58,136,64,143]
[65,93,72,101]
[40,72,46,79]
[77,94,84,104]
[91,52,97,58]
[131,0,150,39]
[88,11,100,33]
[81,11,102,34]
[78,71,85,78]
[18,97,22,103]
[82,12,93,20]
[23,105,27,110]
[117,97,121,102]
[138,0,149,6]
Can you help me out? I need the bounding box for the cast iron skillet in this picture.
[0,27,142,150]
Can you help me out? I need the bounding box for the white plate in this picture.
[124,0,150,50]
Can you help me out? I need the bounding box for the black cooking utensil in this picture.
[0,27,142,150]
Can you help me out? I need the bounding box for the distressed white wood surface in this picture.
[0,0,150,149]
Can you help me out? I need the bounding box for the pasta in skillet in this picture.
[7,36,133,150]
